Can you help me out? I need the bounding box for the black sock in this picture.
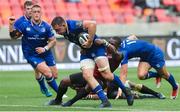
[140,85,159,97]
[55,82,68,103]
[69,88,89,105]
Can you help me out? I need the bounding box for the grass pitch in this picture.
[0,67,180,111]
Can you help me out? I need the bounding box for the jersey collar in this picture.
[31,19,42,26]
[24,15,31,21]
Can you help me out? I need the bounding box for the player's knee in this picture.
[138,72,147,80]
[83,72,93,81]
[60,78,70,87]
[43,70,53,78]
[52,71,58,79]
[101,71,114,81]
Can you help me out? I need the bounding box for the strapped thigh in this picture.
[95,56,110,72]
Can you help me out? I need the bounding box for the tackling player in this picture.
[51,17,134,107]
[9,4,58,96]
[109,37,179,99]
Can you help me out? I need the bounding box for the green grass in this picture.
[0,67,180,111]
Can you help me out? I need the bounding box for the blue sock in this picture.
[166,74,178,90]
[145,71,159,79]
[113,74,126,92]
[46,77,58,93]
[36,75,47,91]
[92,85,107,102]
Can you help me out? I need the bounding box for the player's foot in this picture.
[155,77,161,88]
[171,83,179,99]
[99,100,112,108]
[48,99,62,105]
[125,87,134,106]
[61,100,73,107]
[156,93,166,99]
[41,88,52,97]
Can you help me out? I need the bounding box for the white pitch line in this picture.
[0,104,176,112]
[0,104,132,111]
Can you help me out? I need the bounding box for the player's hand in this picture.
[35,47,45,54]
[107,44,116,54]
[115,88,122,99]
[9,16,16,25]
[82,40,92,48]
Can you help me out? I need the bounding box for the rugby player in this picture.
[9,4,59,96]
[85,80,165,100]
[109,37,179,99]
[51,17,134,107]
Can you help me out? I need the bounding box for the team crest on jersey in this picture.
[26,27,31,31]
[41,28,46,32]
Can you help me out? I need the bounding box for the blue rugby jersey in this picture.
[63,20,98,48]
[14,19,54,58]
[119,39,157,65]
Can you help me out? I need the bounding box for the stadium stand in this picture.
[0,0,180,25]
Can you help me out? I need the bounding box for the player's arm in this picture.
[95,39,117,54]
[36,37,56,54]
[82,20,96,48]
[120,64,128,84]
[36,26,56,54]
[9,17,22,39]
[119,52,128,84]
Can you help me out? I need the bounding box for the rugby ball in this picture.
[78,32,89,46]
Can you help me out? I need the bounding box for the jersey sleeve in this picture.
[121,51,128,65]
[13,18,24,33]
[67,20,83,30]
[46,24,55,38]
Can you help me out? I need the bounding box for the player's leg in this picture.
[138,61,162,88]
[80,58,111,108]
[156,65,179,99]
[36,62,58,92]
[48,76,72,105]
[43,53,59,92]
[49,65,58,79]
[127,80,165,99]
[95,56,134,106]
[137,61,155,79]
[26,57,53,96]
[35,70,52,97]
[62,84,91,107]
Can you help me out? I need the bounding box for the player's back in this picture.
[120,39,156,59]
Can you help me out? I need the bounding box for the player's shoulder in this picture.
[67,20,82,26]
[41,20,51,28]
[16,16,29,23]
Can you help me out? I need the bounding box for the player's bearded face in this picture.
[53,23,67,35]
[24,5,33,18]
[32,7,42,22]
[109,38,119,49]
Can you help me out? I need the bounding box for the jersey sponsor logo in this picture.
[26,27,31,31]
[156,64,160,68]
[40,28,46,32]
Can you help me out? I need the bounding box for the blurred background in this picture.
[0,0,180,70]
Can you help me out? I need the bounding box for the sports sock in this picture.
[92,85,108,102]
[69,88,89,105]
[36,75,47,91]
[166,74,178,90]
[46,77,58,92]
[112,74,127,94]
[140,85,159,97]
[145,71,159,79]
[55,82,68,103]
